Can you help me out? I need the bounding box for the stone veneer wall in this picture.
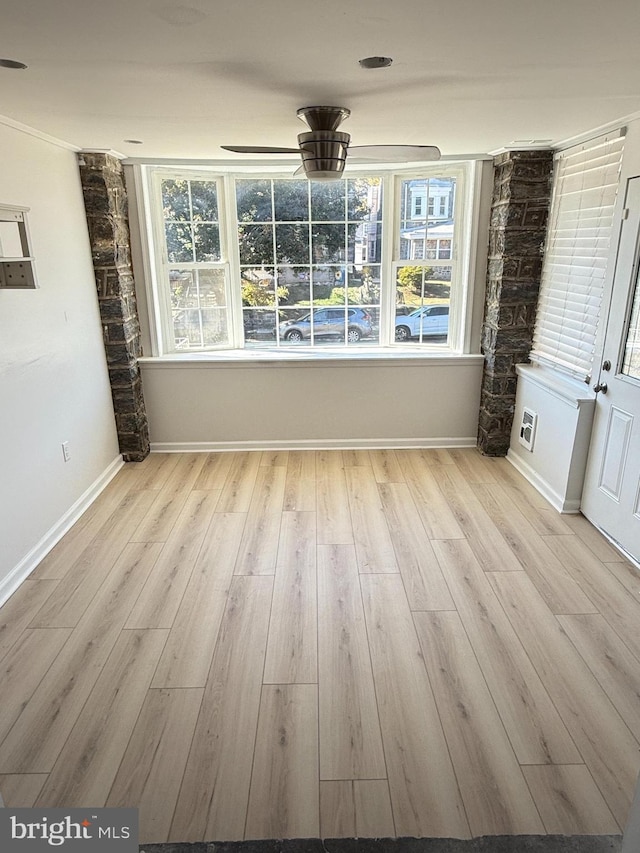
[78,152,150,462]
[477,150,554,456]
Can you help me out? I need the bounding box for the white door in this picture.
[581,175,640,562]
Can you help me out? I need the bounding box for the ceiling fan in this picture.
[221,106,441,181]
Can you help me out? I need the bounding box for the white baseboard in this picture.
[0,455,124,608]
[506,450,581,514]
[150,437,478,453]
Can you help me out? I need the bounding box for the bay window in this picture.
[138,163,473,355]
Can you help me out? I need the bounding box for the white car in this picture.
[395,304,449,341]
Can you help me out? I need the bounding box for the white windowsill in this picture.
[515,363,595,407]
[138,348,484,369]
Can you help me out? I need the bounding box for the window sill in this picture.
[516,363,595,408]
[138,348,484,369]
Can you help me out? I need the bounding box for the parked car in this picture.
[395,304,449,341]
[279,307,373,343]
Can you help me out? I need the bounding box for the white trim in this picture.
[379,173,395,346]
[488,143,553,155]
[461,160,484,353]
[506,449,581,513]
[79,147,127,160]
[122,155,493,168]
[489,114,640,156]
[553,117,634,153]
[135,165,164,356]
[0,113,80,151]
[0,455,124,608]
[515,364,594,409]
[551,126,625,160]
[622,764,640,853]
[139,353,484,369]
[579,510,640,571]
[151,437,478,453]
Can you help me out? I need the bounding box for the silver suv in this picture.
[279,308,373,343]
[394,304,449,341]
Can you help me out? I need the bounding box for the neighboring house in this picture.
[398,178,455,261]
[401,177,455,223]
[399,220,454,262]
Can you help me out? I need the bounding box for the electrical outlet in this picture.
[62,441,71,462]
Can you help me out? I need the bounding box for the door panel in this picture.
[598,407,633,500]
[582,175,640,561]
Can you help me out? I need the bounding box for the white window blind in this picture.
[531,131,625,381]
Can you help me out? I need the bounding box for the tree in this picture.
[241,281,288,307]
[396,264,452,304]
[396,265,433,301]
[236,178,380,266]
[161,176,383,289]
[161,178,221,263]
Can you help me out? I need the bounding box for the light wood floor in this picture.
[0,449,639,843]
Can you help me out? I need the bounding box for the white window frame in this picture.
[145,170,235,353]
[135,161,476,357]
[391,165,469,351]
[231,173,386,348]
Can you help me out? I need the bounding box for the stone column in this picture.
[478,149,554,456]
[78,152,150,462]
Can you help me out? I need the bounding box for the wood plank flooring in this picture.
[0,448,638,842]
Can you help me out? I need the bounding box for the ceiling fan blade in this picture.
[221,145,301,154]
[292,164,306,177]
[348,144,441,162]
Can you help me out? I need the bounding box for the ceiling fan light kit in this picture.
[222,105,441,180]
[297,130,351,181]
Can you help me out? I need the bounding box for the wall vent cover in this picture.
[519,407,538,451]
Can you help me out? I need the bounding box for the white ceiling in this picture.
[1,0,640,161]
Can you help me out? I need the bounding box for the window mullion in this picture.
[307,186,314,346]
[379,173,396,347]
[223,173,244,349]
[151,169,178,356]
[271,180,280,346]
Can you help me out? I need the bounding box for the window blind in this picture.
[530,131,625,381]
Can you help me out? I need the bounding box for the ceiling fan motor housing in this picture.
[298,130,351,180]
[296,106,350,131]
[221,105,440,180]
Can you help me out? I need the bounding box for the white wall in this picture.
[0,121,121,602]
[508,365,595,512]
[140,356,484,449]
